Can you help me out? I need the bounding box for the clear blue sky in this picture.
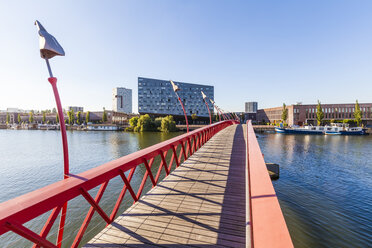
[1,0,372,112]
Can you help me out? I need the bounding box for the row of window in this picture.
[303,107,372,114]
[306,112,371,119]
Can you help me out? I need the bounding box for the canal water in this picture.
[0,129,371,247]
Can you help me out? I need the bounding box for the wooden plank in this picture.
[85,125,248,247]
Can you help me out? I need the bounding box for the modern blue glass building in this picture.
[138,77,214,117]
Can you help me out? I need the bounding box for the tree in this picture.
[137,114,153,131]
[68,109,75,125]
[354,100,362,126]
[281,103,288,124]
[85,111,90,123]
[52,108,57,114]
[316,100,324,126]
[29,112,34,123]
[56,114,59,124]
[126,116,139,131]
[191,113,198,124]
[129,116,139,127]
[42,111,46,124]
[102,107,108,123]
[160,115,177,132]
[76,111,82,125]
[17,114,21,124]
[6,113,10,124]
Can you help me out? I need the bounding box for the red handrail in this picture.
[0,120,238,248]
[246,120,293,247]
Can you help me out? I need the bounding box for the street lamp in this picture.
[35,20,68,246]
[170,80,189,133]
[209,99,221,122]
[35,20,68,177]
[201,91,212,125]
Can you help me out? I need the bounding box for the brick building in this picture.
[257,103,372,126]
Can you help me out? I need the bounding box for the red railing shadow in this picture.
[0,120,238,248]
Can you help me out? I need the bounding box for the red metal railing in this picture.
[246,120,293,247]
[0,120,237,248]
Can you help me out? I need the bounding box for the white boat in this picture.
[324,123,365,135]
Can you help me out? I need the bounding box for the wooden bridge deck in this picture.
[85,124,248,248]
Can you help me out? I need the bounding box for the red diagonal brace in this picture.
[188,138,193,156]
[159,151,170,175]
[119,170,138,202]
[172,145,180,167]
[33,205,62,248]
[136,158,156,200]
[5,221,57,248]
[143,158,156,186]
[109,167,136,222]
[72,181,108,248]
[181,141,187,161]
[80,188,111,224]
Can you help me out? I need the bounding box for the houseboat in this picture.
[275,125,324,134]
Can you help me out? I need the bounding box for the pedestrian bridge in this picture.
[0,121,292,248]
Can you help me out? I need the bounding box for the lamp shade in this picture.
[35,20,65,59]
[170,80,180,92]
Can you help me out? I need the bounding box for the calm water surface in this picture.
[1,129,371,247]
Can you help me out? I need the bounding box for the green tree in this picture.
[85,111,90,123]
[29,112,34,123]
[42,111,46,124]
[52,108,57,114]
[134,114,155,132]
[17,113,21,123]
[6,113,10,124]
[126,116,139,131]
[316,100,324,126]
[56,114,59,124]
[191,113,198,124]
[76,111,82,125]
[129,116,139,127]
[160,115,177,132]
[354,100,362,126]
[154,117,163,129]
[68,109,75,125]
[102,108,108,123]
[281,103,288,124]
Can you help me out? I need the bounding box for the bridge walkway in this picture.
[85,124,248,247]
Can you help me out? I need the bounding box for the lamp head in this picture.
[201,91,207,100]
[35,20,65,59]
[210,99,215,105]
[170,80,180,92]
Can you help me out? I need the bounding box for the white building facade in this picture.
[112,87,132,113]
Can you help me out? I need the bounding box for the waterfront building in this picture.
[257,103,372,126]
[245,102,258,113]
[138,77,214,117]
[68,106,84,112]
[113,87,132,113]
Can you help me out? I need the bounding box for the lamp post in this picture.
[170,80,189,133]
[201,91,212,125]
[210,99,221,122]
[35,20,68,247]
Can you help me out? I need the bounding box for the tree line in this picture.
[126,114,177,132]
